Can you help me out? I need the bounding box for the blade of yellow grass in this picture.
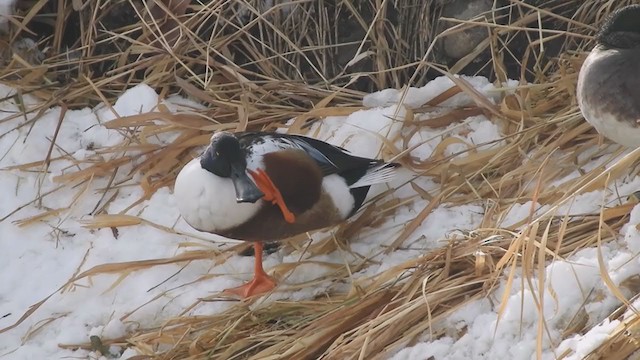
[80,214,143,228]
[537,219,552,359]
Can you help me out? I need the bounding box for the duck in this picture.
[577,4,640,148]
[174,131,399,298]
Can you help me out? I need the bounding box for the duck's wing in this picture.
[243,132,377,171]
[238,132,398,186]
[283,134,379,174]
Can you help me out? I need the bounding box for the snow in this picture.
[0,75,637,359]
[558,318,621,359]
[392,191,640,360]
[362,75,518,109]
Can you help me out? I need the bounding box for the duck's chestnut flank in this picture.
[261,150,323,214]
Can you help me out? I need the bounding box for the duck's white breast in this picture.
[577,47,640,148]
[173,158,262,233]
[581,107,640,148]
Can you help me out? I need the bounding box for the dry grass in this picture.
[3,0,640,359]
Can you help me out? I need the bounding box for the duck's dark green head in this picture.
[597,5,640,49]
[200,132,264,203]
[201,132,244,177]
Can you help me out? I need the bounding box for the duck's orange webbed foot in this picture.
[223,242,277,299]
[223,271,277,298]
[248,168,295,223]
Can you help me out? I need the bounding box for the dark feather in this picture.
[237,131,391,186]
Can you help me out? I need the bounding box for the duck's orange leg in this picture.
[224,242,277,298]
[248,168,295,223]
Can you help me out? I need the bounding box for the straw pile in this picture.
[4,0,640,359]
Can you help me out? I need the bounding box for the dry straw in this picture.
[3,0,640,359]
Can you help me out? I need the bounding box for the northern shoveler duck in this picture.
[174,131,398,298]
[577,4,640,148]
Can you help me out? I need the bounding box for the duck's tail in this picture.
[348,161,400,189]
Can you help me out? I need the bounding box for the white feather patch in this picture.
[174,158,262,232]
[244,138,293,171]
[322,174,355,219]
[349,164,397,189]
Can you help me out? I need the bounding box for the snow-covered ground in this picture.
[1,75,638,359]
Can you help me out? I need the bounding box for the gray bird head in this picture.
[596,5,640,49]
